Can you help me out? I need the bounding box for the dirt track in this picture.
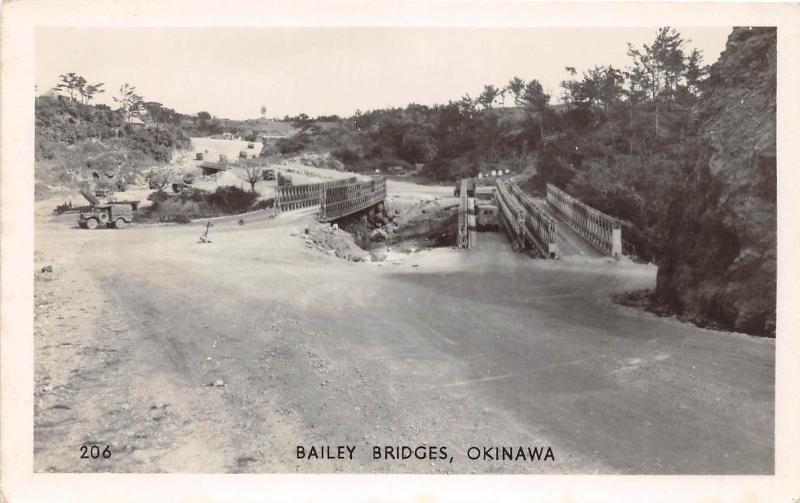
[33,181,774,474]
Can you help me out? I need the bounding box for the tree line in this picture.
[51,73,206,129]
[271,27,713,260]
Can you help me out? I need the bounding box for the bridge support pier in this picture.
[612,228,622,259]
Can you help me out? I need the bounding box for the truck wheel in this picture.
[98,212,109,224]
[85,218,99,229]
[114,219,127,229]
[79,221,87,229]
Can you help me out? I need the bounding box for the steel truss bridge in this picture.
[199,155,387,221]
[458,178,628,260]
[273,176,387,222]
[318,177,387,222]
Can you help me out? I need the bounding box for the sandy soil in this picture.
[33,179,774,474]
[134,137,355,200]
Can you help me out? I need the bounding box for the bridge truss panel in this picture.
[546,183,622,258]
[274,177,358,212]
[508,183,559,259]
[318,176,387,222]
[494,181,531,253]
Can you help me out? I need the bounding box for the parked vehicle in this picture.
[261,168,276,181]
[78,204,134,229]
[196,152,204,160]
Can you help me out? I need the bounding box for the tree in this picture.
[627,27,689,132]
[506,76,526,106]
[80,82,105,104]
[55,73,86,101]
[197,111,212,128]
[458,94,476,117]
[521,79,549,111]
[237,164,261,191]
[477,85,501,110]
[113,83,144,123]
[586,66,624,111]
[143,102,165,126]
[684,48,707,98]
[260,105,267,119]
[520,79,550,140]
[146,170,171,192]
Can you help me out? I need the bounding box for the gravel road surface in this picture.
[33,183,774,474]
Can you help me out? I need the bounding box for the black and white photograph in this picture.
[2,2,799,502]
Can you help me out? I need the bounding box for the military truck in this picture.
[261,168,276,181]
[77,179,138,230]
[78,204,134,229]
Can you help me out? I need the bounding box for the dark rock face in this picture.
[655,27,776,337]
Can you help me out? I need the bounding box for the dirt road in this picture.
[33,185,774,474]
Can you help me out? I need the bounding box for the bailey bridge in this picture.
[458,179,630,260]
[274,176,387,222]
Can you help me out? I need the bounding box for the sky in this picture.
[36,27,732,120]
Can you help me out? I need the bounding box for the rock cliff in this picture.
[655,27,777,336]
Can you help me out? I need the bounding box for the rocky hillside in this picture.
[655,27,776,336]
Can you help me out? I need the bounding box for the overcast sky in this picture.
[36,27,732,120]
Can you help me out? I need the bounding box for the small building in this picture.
[127,116,146,127]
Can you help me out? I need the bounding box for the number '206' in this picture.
[80,445,111,459]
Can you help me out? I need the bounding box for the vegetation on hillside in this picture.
[266,28,710,260]
[35,76,192,198]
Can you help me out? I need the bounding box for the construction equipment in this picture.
[77,179,137,229]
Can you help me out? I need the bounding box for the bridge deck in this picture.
[531,198,604,258]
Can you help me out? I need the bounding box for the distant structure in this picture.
[127,116,145,127]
